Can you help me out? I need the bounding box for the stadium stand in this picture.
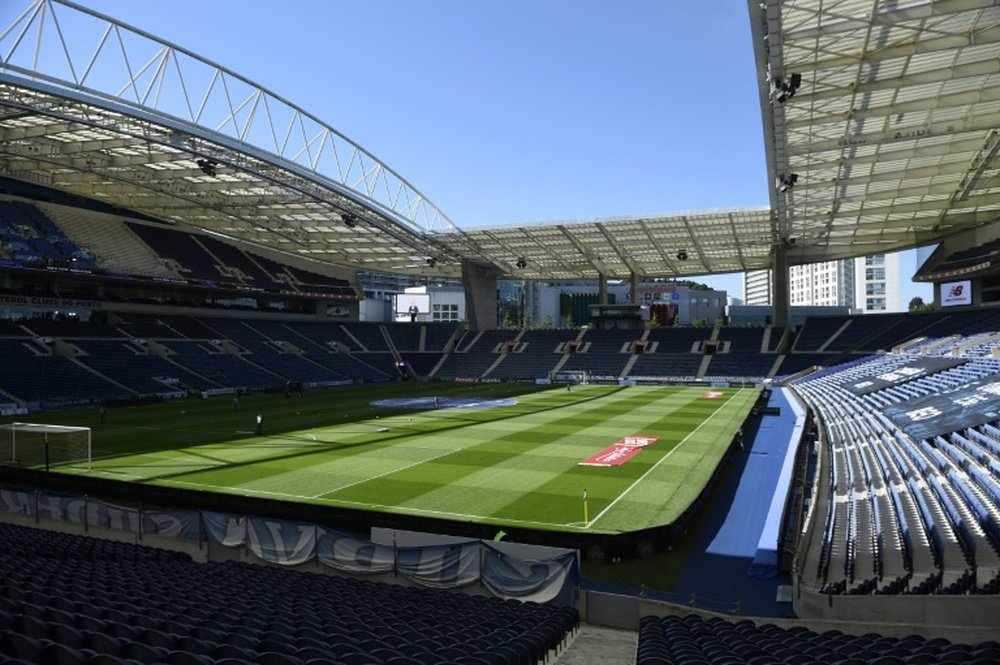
[791,315,851,352]
[126,222,229,283]
[399,351,444,378]
[423,323,462,352]
[715,326,767,352]
[0,338,126,406]
[821,313,905,353]
[71,339,208,396]
[629,352,704,381]
[636,614,1000,665]
[0,201,95,270]
[195,235,284,290]
[487,329,574,381]
[434,330,518,380]
[924,239,1000,279]
[0,521,579,665]
[792,352,1000,596]
[196,317,348,385]
[703,352,777,383]
[157,339,282,391]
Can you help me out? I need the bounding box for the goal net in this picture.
[0,422,92,471]
[552,370,589,385]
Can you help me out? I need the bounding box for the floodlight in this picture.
[778,173,798,192]
[515,257,527,269]
[196,158,217,176]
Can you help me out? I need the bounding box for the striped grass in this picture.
[7,382,757,535]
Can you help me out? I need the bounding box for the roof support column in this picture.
[462,260,500,331]
[630,271,640,304]
[772,244,790,329]
[598,272,608,305]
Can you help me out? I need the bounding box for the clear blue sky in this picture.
[49,1,933,305]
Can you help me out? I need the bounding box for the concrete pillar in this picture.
[598,272,608,305]
[462,260,499,330]
[630,271,640,304]
[772,244,790,329]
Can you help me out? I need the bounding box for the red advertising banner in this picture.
[579,435,658,466]
[579,443,644,467]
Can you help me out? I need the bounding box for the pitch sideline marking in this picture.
[151,477,574,529]
[586,390,739,529]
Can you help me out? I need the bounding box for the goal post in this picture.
[0,422,92,472]
[552,370,589,385]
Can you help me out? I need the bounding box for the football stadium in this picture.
[1,1,1000,664]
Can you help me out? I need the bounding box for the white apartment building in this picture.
[742,253,902,312]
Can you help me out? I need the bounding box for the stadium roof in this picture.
[755,0,1000,267]
[1,0,998,282]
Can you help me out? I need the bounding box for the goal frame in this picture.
[1,422,92,471]
[552,370,590,385]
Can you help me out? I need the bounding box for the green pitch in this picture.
[9,382,758,535]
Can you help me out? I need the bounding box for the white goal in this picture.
[0,422,92,471]
[553,370,589,385]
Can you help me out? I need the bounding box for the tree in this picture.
[908,296,933,312]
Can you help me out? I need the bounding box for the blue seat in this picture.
[40,642,89,665]
[1,633,43,662]
[256,652,305,665]
[82,631,123,657]
[162,652,214,665]
[12,614,48,640]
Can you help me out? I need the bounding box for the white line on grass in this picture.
[162,478,311,501]
[586,390,739,529]
[308,496,573,529]
[309,447,460,498]
[149,476,572,529]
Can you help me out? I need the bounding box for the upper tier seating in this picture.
[39,204,174,278]
[0,201,95,269]
[126,223,227,282]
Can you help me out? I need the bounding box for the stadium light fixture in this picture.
[772,73,802,103]
[341,212,357,228]
[196,158,218,176]
[426,257,437,267]
[515,257,527,269]
[676,249,688,261]
[777,173,798,192]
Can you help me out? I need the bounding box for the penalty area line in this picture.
[309,447,460,498]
